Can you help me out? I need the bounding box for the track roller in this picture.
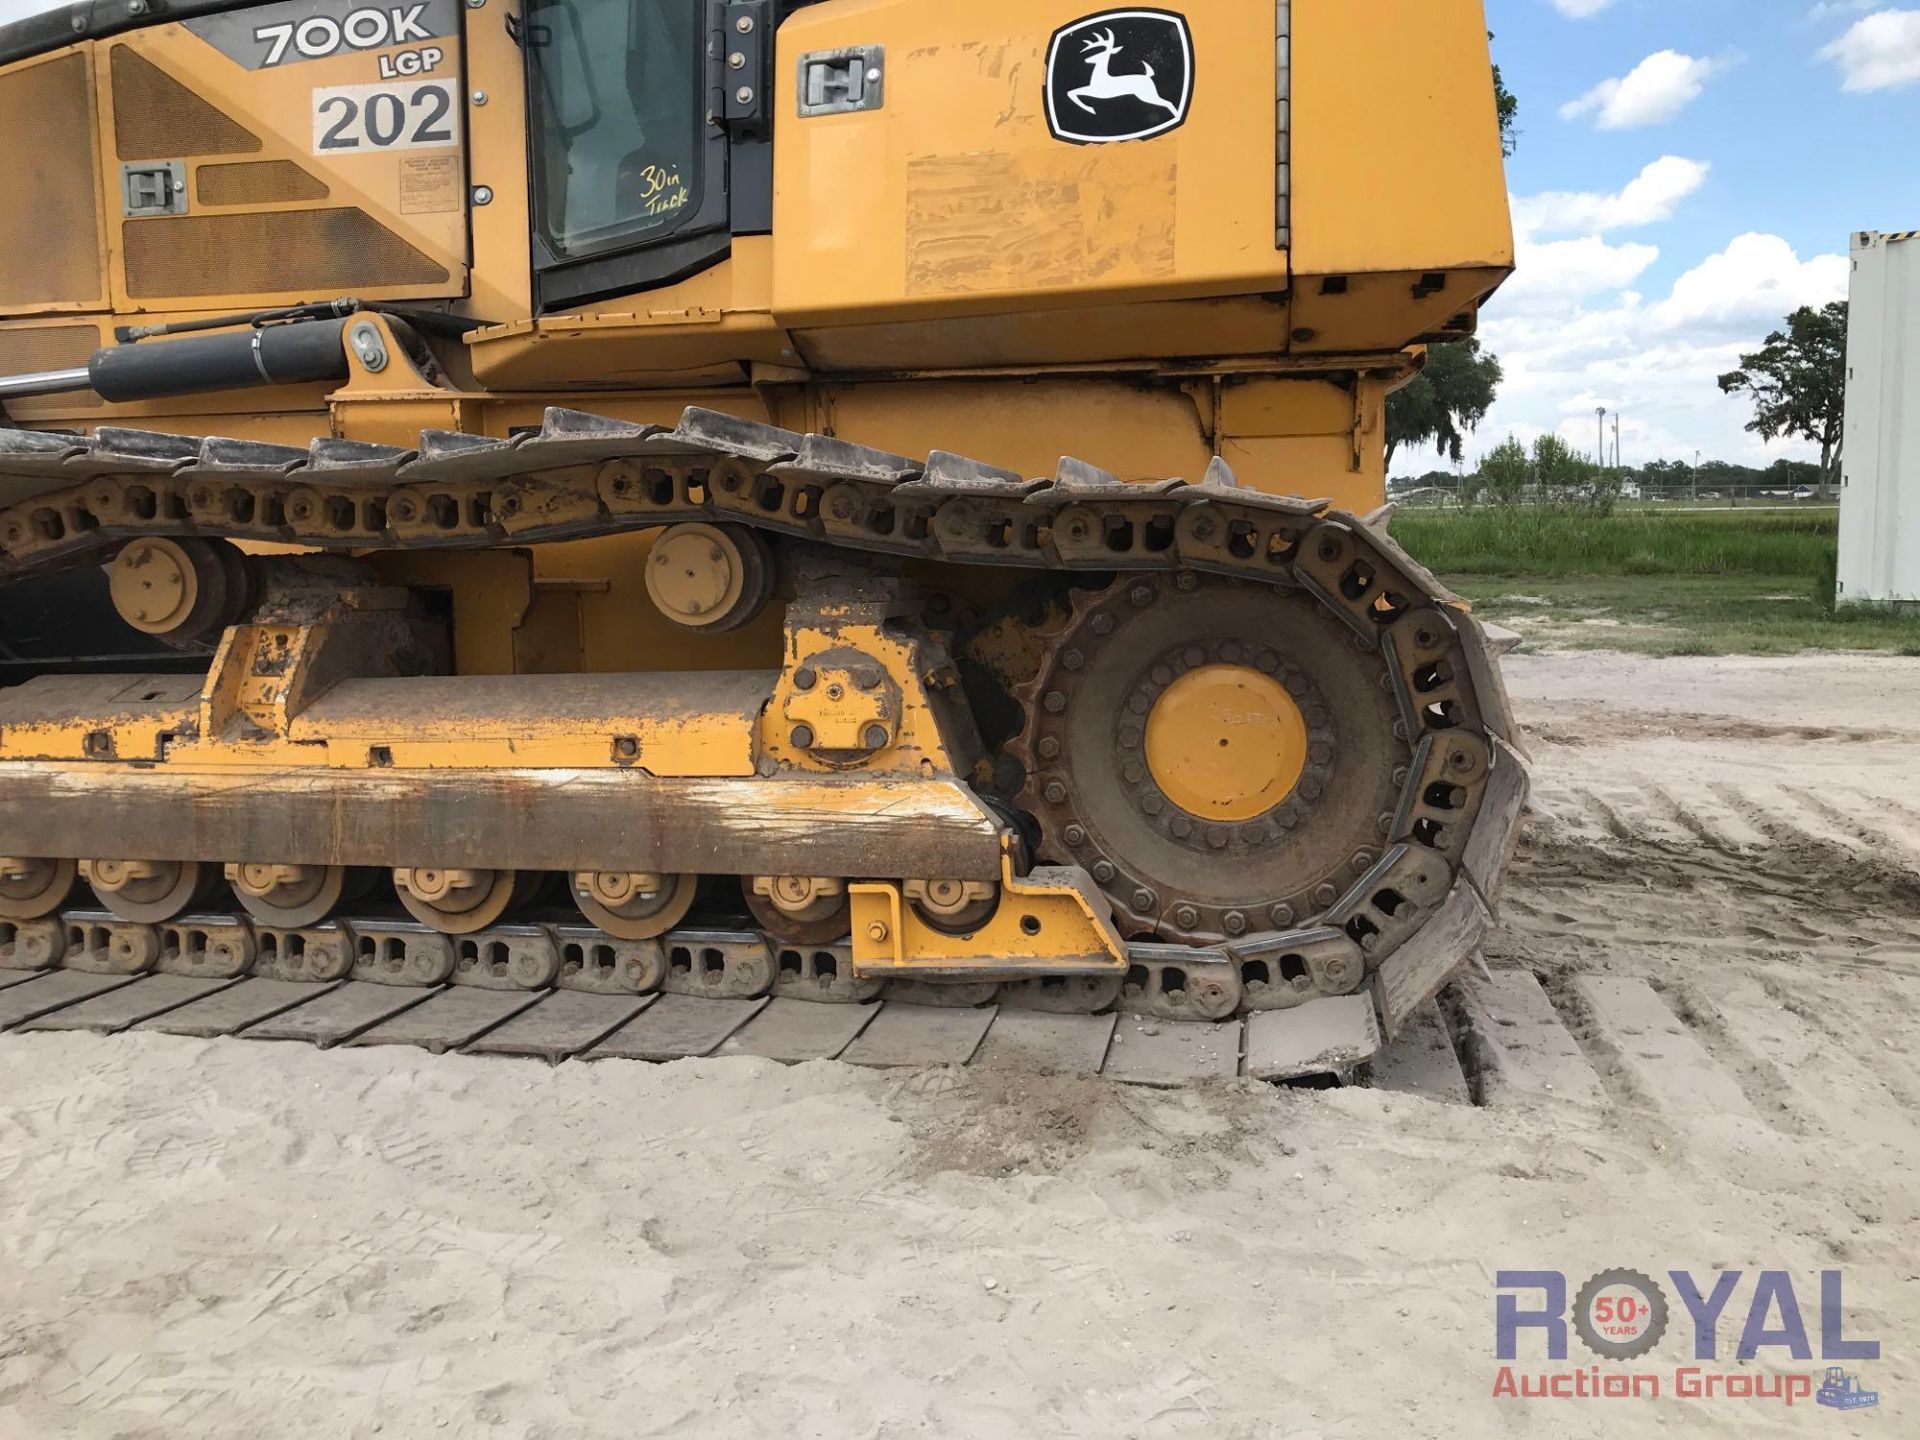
[904,879,1000,935]
[394,867,524,935]
[644,522,775,632]
[81,859,213,923]
[743,875,852,945]
[570,871,700,940]
[0,857,76,921]
[226,863,350,929]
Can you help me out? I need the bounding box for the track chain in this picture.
[0,406,1529,1023]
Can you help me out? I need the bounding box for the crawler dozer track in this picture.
[0,408,1528,1075]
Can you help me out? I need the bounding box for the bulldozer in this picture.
[0,0,1527,1077]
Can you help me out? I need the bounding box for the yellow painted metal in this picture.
[109,537,198,635]
[467,243,794,389]
[773,0,1287,348]
[90,24,469,312]
[1288,0,1513,351]
[848,840,1126,979]
[645,523,750,628]
[1146,665,1308,822]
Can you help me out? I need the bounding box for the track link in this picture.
[0,407,1530,1035]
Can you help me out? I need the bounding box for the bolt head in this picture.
[1129,585,1154,608]
[790,725,815,749]
[1313,884,1338,908]
[1269,903,1295,927]
[1063,825,1087,847]
[866,921,889,943]
[793,667,817,690]
[1223,911,1248,936]
[1092,862,1116,883]
[1036,736,1061,760]
[1043,691,1067,714]
[862,724,890,750]
[1132,888,1157,911]
[1173,905,1200,929]
[471,90,489,105]
[472,185,494,206]
[736,86,755,104]
[735,13,754,30]
[1175,572,1199,591]
[1190,517,1215,540]
[1090,614,1115,636]
[1043,781,1068,805]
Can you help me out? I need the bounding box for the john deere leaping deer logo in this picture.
[1045,10,1194,145]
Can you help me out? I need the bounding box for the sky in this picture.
[1426,0,1920,476]
[1,0,1914,473]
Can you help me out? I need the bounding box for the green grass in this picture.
[1392,507,1837,579]
[1389,507,1920,657]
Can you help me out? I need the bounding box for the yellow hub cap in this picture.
[109,538,197,635]
[1144,665,1309,822]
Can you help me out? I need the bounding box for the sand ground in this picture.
[1,652,1916,1438]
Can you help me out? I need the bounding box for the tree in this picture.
[1718,301,1848,498]
[1491,34,1519,156]
[1387,338,1504,470]
[1476,437,1530,507]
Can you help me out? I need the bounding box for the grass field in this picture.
[1390,507,1920,656]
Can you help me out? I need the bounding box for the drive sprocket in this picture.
[1010,573,1407,945]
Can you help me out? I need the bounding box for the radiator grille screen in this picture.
[112,45,262,160]
[0,54,104,308]
[123,210,450,298]
[197,160,331,207]
[0,324,98,375]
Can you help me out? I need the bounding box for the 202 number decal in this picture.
[311,79,460,154]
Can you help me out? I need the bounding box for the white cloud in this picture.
[1510,157,1710,239]
[1552,0,1615,18]
[1560,51,1736,129]
[1394,234,1849,475]
[1650,233,1850,332]
[1498,237,1660,312]
[1820,9,1920,91]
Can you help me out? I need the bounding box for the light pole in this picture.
[1596,407,1607,469]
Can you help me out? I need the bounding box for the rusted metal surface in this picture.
[0,766,1006,878]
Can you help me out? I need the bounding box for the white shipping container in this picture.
[1838,230,1920,607]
